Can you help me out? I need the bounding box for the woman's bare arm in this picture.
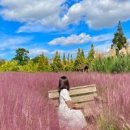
[65,101,84,109]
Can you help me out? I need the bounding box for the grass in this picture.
[0,72,130,130]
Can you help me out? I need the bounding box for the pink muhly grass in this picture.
[0,72,130,130]
[0,72,59,130]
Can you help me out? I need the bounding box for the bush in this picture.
[18,61,38,72]
[0,60,19,71]
[91,55,130,73]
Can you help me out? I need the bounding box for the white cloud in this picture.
[50,49,78,58]
[0,35,32,59]
[29,48,78,59]
[0,0,66,32]
[1,0,130,32]
[128,38,130,43]
[0,52,7,58]
[62,0,130,29]
[91,34,113,43]
[0,36,31,50]
[29,48,49,57]
[49,33,113,46]
[50,49,65,55]
[94,41,112,53]
[49,33,91,45]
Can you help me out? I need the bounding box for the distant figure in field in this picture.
[58,76,87,130]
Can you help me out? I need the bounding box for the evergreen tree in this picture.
[67,53,70,63]
[51,51,63,72]
[111,21,127,55]
[70,54,73,64]
[38,54,48,70]
[32,53,49,71]
[0,59,5,66]
[62,53,66,65]
[13,48,30,65]
[74,48,86,70]
[81,49,85,59]
[87,44,95,66]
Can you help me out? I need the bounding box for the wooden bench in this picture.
[48,84,98,117]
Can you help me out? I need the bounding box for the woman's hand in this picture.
[65,101,84,110]
[74,103,84,109]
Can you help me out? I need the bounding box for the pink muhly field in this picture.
[0,72,130,130]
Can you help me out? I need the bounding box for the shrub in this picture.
[91,55,130,73]
[0,60,19,71]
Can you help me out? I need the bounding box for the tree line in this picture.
[0,45,130,73]
[0,44,95,72]
[0,21,130,73]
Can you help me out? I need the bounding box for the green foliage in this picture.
[112,33,127,54]
[91,55,130,73]
[18,61,38,72]
[87,44,95,70]
[67,53,70,62]
[98,119,118,130]
[0,45,130,72]
[32,54,49,71]
[70,54,73,64]
[51,51,63,72]
[0,59,5,66]
[74,48,86,70]
[62,53,67,65]
[111,55,130,73]
[63,63,74,71]
[87,44,95,61]
[62,53,74,71]
[97,112,119,130]
[0,60,19,71]
[13,48,30,65]
[111,21,127,55]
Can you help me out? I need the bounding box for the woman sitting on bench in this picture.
[58,76,87,130]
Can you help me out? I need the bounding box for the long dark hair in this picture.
[58,76,70,94]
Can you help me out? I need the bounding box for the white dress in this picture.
[58,89,87,130]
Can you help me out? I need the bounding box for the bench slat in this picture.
[72,93,97,103]
[48,84,96,99]
[48,84,96,93]
[50,93,97,107]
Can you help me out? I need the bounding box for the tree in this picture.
[62,53,67,65]
[51,51,63,72]
[81,49,85,59]
[62,53,74,71]
[0,59,5,66]
[87,44,95,67]
[70,54,73,64]
[0,60,19,71]
[111,21,127,55]
[13,48,30,65]
[32,53,49,71]
[74,48,86,70]
[67,53,70,63]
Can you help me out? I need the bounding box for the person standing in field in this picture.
[58,76,87,130]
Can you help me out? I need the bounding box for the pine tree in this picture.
[32,53,49,71]
[87,44,95,66]
[51,51,63,72]
[62,53,66,65]
[67,53,70,63]
[111,21,127,55]
[74,48,86,70]
[81,49,85,59]
[63,53,74,71]
[0,59,5,66]
[70,54,73,64]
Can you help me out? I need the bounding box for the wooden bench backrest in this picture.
[48,84,97,106]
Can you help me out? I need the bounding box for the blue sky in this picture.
[0,0,130,60]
